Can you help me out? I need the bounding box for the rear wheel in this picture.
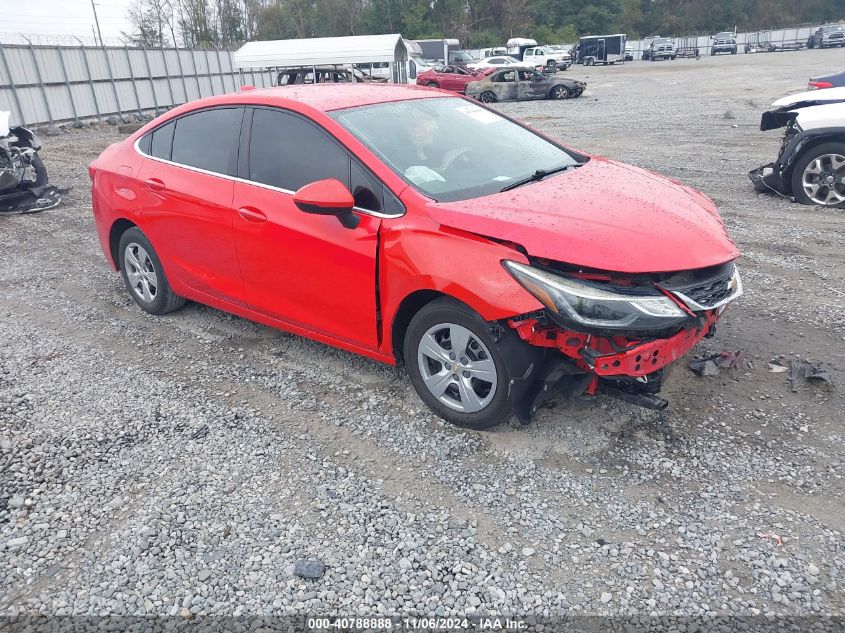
[479,91,497,103]
[404,299,513,429]
[118,227,186,315]
[791,143,845,208]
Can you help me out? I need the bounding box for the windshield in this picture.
[330,97,580,202]
[823,25,844,32]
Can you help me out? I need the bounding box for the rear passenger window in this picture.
[150,121,174,160]
[170,108,242,175]
[249,108,350,192]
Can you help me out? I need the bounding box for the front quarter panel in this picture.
[380,215,543,357]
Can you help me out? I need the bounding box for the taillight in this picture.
[808,81,834,90]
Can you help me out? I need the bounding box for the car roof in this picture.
[172,83,444,114]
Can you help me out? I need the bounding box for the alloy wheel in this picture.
[124,242,158,303]
[416,322,497,413]
[802,153,845,205]
[553,86,569,99]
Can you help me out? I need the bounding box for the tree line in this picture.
[126,0,844,49]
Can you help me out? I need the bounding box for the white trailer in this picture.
[233,34,426,85]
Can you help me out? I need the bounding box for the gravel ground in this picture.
[1,49,843,625]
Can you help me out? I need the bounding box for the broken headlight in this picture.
[503,261,689,333]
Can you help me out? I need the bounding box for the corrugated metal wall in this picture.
[0,43,275,127]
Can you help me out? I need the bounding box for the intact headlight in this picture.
[503,261,689,332]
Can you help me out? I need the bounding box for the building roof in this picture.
[233,34,415,69]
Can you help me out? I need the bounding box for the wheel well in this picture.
[784,133,845,186]
[391,290,447,363]
[109,218,136,270]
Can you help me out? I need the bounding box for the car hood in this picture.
[771,86,845,108]
[425,157,739,274]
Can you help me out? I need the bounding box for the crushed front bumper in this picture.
[749,162,789,195]
[510,311,718,380]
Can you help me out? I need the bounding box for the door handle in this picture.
[143,178,165,191]
[237,206,267,223]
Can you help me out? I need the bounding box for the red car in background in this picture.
[90,84,741,429]
[416,65,493,93]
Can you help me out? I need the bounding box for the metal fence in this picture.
[626,25,817,59]
[0,42,276,127]
[467,25,819,62]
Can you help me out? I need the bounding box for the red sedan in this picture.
[415,65,492,93]
[90,84,741,429]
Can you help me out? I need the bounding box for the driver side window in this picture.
[247,107,387,213]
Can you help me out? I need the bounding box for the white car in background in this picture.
[750,87,845,207]
[467,56,521,70]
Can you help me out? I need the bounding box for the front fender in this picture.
[379,222,543,356]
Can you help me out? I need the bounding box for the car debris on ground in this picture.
[0,111,69,215]
[689,351,746,376]
[789,359,833,391]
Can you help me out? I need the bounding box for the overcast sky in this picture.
[3,0,134,42]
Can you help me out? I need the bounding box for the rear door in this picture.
[231,107,390,350]
[135,106,245,305]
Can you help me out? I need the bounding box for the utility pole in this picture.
[91,0,103,46]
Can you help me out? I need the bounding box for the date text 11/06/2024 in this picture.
[306,617,528,630]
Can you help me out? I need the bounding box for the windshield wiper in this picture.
[499,163,579,192]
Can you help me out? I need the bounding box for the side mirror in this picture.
[293,178,359,229]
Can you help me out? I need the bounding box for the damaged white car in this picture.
[0,111,67,214]
[750,87,845,208]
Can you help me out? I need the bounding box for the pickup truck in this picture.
[642,37,677,61]
[502,39,571,73]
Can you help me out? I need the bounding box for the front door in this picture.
[231,107,384,350]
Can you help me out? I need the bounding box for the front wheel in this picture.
[404,299,512,429]
[426,81,439,88]
[118,227,186,315]
[479,91,497,103]
[791,143,845,208]
[546,60,556,73]
[550,85,570,100]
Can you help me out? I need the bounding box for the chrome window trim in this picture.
[133,131,405,221]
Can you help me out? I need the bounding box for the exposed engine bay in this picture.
[1,111,69,215]
[500,260,742,421]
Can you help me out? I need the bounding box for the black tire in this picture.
[711,49,716,56]
[404,298,514,429]
[426,81,439,88]
[550,84,570,100]
[790,142,845,208]
[546,60,556,73]
[479,91,497,104]
[29,154,49,187]
[118,227,186,315]
[731,48,737,54]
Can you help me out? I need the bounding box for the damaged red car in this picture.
[90,85,742,429]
